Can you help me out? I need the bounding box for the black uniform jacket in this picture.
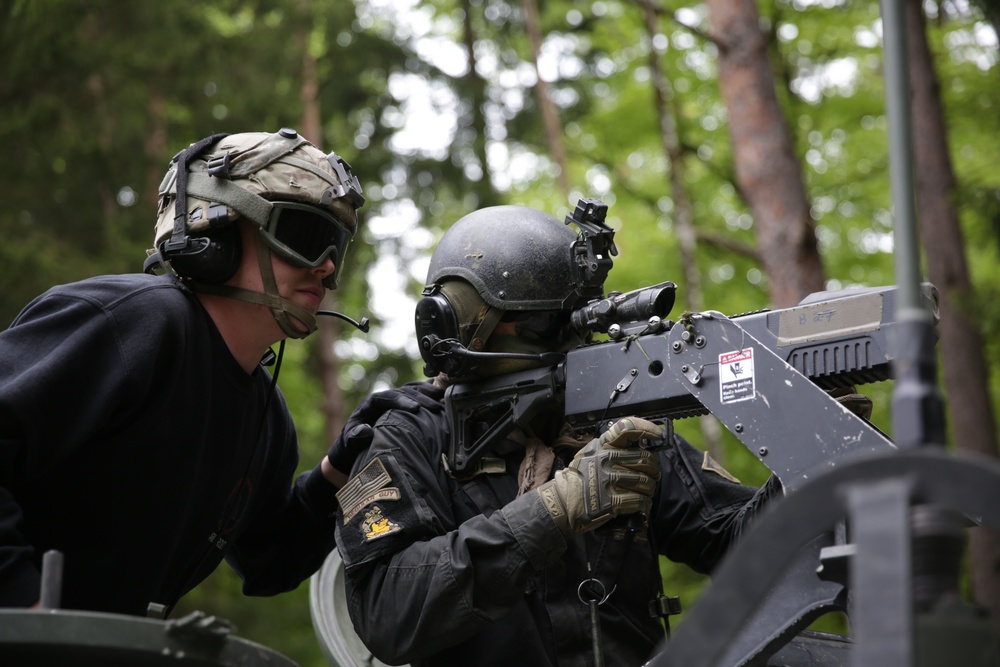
[335,400,763,667]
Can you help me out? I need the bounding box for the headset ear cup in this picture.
[415,289,460,376]
[168,224,243,284]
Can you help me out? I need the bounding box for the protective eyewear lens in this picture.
[262,202,351,269]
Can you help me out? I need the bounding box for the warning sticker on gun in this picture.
[719,349,755,404]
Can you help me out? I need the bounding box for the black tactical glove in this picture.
[327,381,444,473]
[537,417,663,536]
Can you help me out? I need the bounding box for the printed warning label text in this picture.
[720,349,755,404]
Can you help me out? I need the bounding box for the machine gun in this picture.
[445,280,938,489]
[440,197,935,487]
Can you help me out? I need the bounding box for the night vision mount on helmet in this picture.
[145,128,366,339]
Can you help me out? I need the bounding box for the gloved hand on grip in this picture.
[536,417,663,536]
[327,381,444,473]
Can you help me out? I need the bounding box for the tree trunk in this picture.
[704,0,824,307]
[906,0,1000,631]
[296,2,346,445]
[522,0,569,200]
[641,0,724,460]
[145,92,168,209]
[460,0,499,208]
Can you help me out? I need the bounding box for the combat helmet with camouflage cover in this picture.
[147,128,364,338]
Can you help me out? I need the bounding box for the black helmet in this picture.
[426,205,596,312]
[416,202,614,377]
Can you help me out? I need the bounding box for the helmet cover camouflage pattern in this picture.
[153,129,362,250]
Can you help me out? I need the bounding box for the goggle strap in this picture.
[185,172,273,227]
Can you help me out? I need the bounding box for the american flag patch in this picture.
[336,457,402,523]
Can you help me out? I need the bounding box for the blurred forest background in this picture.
[2,0,1000,664]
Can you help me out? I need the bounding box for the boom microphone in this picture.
[421,335,563,366]
[318,310,371,333]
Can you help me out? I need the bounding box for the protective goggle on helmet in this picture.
[259,201,353,276]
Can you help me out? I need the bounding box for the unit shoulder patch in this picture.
[361,504,402,541]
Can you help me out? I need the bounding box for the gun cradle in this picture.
[564,283,938,491]
[561,284,937,667]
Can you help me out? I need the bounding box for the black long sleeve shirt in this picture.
[0,273,338,615]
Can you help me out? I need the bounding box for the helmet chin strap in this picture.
[191,233,318,339]
[251,234,318,338]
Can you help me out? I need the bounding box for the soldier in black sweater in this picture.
[0,129,406,616]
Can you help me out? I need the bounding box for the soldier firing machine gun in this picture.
[435,198,947,666]
[442,199,934,491]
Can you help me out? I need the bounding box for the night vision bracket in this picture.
[565,198,617,302]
